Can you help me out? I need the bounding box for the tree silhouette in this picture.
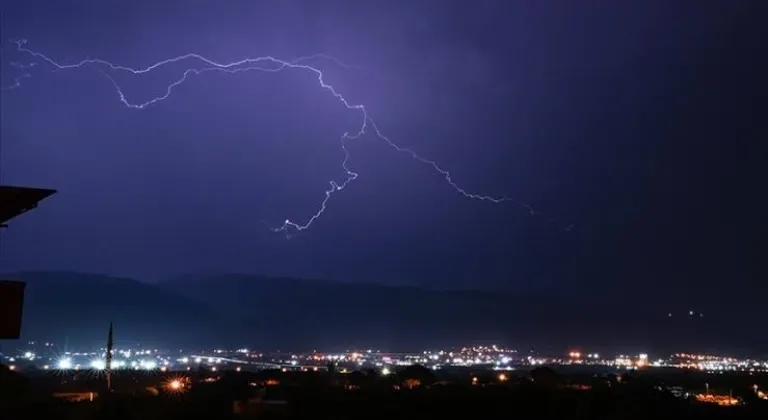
[346,370,367,388]
[398,364,435,387]
[530,366,560,388]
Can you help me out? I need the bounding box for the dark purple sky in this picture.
[0,1,764,301]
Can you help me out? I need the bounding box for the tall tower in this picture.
[105,322,114,392]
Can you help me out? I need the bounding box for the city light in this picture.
[637,353,649,368]
[164,377,187,394]
[6,343,768,391]
[140,360,157,370]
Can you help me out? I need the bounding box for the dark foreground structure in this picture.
[0,185,56,228]
[0,280,26,339]
[1,365,767,419]
[0,185,56,339]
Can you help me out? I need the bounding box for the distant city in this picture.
[5,341,768,376]
[5,341,768,409]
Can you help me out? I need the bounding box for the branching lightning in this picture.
[1,61,35,91]
[7,39,572,233]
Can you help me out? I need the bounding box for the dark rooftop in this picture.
[0,185,56,226]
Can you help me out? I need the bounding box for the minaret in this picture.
[105,322,113,392]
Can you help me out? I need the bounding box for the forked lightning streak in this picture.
[9,40,563,233]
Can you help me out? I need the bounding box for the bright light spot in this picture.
[23,352,33,359]
[194,357,202,363]
[498,373,507,382]
[236,366,241,372]
[58,358,72,370]
[381,367,391,376]
[8,365,15,371]
[168,380,183,391]
[91,360,106,370]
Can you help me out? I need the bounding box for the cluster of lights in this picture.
[10,343,768,377]
[695,394,739,406]
[54,357,160,371]
[568,352,600,360]
[668,354,768,373]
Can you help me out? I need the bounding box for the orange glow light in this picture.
[164,377,187,393]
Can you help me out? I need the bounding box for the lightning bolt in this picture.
[1,61,35,91]
[8,39,573,233]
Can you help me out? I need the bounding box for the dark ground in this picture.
[2,363,768,419]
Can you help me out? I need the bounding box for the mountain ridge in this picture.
[4,270,764,355]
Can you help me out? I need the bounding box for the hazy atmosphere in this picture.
[2,3,768,418]
[1,1,764,320]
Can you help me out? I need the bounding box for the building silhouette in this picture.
[0,185,56,339]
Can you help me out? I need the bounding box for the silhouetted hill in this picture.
[5,271,237,348]
[159,273,630,350]
[159,273,765,355]
[4,271,763,354]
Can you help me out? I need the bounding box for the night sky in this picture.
[0,1,764,306]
